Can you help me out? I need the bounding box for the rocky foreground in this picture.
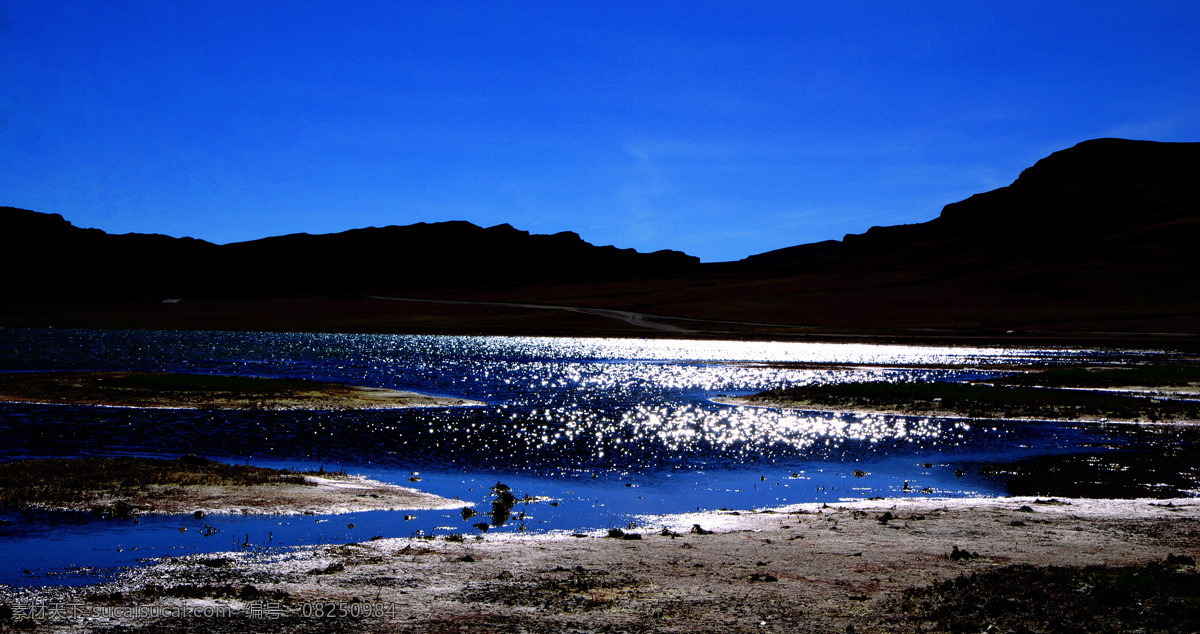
[4,497,1198,632]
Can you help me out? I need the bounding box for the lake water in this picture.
[1,328,1196,587]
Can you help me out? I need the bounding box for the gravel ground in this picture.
[4,497,1198,632]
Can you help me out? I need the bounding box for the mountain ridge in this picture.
[3,138,1198,340]
[745,138,1200,266]
[0,209,701,300]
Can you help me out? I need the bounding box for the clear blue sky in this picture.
[3,1,1198,262]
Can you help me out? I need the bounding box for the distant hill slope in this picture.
[720,139,1200,326]
[0,210,700,300]
[0,208,218,300]
[458,138,1199,336]
[3,138,1198,338]
[745,138,1200,273]
[657,138,1200,334]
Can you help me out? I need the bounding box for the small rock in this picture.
[949,545,980,561]
[1167,554,1196,566]
[307,562,345,575]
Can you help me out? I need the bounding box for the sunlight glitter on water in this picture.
[406,335,1087,366]
[0,329,1187,587]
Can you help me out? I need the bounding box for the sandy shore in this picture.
[5,496,1198,632]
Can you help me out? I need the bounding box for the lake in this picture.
[1,328,1196,587]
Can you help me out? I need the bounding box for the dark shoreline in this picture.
[4,296,1200,351]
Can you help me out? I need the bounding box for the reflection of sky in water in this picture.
[0,329,1180,586]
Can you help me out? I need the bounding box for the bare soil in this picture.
[4,497,1198,632]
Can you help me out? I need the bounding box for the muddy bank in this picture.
[3,497,1197,632]
[0,371,483,410]
[0,456,464,516]
[720,363,1200,423]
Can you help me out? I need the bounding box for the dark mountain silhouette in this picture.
[1,208,217,300]
[744,138,1199,274]
[0,209,699,301]
[2,138,1197,340]
[690,138,1200,334]
[425,138,1200,338]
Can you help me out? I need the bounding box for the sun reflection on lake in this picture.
[0,329,1190,586]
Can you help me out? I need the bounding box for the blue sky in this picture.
[3,2,1198,262]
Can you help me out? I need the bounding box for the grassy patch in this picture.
[0,371,401,409]
[0,455,314,511]
[992,364,1200,388]
[977,447,1200,498]
[886,557,1200,633]
[458,566,645,612]
[102,372,322,392]
[0,371,320,405]
[745,380,1200,421]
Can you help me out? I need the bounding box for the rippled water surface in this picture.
[0,329,1195,586]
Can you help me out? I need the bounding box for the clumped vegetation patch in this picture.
[992,364,1200,389]
[0,370,451,410]
[745,379,1200,422]
[0,455,314,511]
[458,566,645,613]
[886,557,1200,633]
[0,371,330,408]
[978,448,1200,498]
